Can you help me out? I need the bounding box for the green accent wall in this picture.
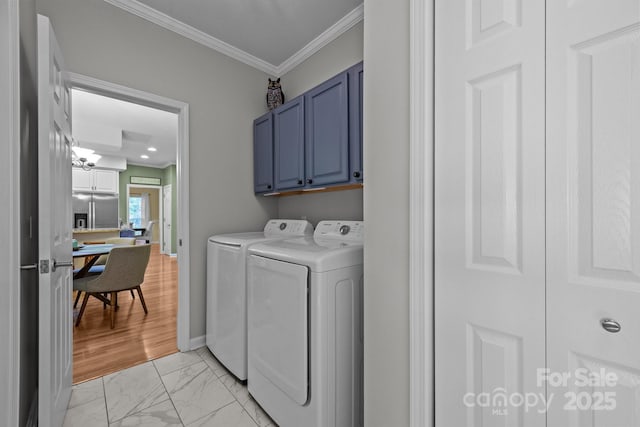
[119,164,178,253]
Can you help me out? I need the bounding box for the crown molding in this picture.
[103,0,278,75]
[276,4,364,76]
[103,0,364,77]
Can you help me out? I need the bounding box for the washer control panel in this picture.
[264,219,314,236]
[314,221,364,242]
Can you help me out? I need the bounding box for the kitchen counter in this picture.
[73,228,120,243]
[73,228,121,234]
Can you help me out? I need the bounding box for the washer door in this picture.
[206,241,246,378]
[248,255,309,405]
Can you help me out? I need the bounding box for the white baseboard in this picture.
[189,335,206,351]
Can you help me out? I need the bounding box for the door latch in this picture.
[40,259,50,274]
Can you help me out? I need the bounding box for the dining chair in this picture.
[141,220,156,243]
[73,244,151,328]
[73,237,137,308]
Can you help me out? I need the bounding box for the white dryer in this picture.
[247,220,364,427]
[206,219,313,380]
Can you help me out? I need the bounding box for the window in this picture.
[128,195,143,228]
[128,193,150,228]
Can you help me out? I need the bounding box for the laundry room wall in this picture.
[36,0,279,341]
[363,0,411,425]
[276,22,364,226]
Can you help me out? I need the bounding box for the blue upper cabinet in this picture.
[304,72,350,187]
[254,63,364,195]
[274,96,305,191]
[253,112,274,193]
[349,62,363,182]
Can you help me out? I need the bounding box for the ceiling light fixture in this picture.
[141,154,149,159]
[71,140,100,171]
[147,147,157,152]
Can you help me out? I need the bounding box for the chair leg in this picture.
[75,293,90,327]
[73,290,82,308]
[130,289,135,299]
[136,286,148,314]
[110,291,116,329]
[114,292,119,311]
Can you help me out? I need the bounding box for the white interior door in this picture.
[546,1,640,425]
[163,184,172,254]
[37,14,73,427]
[434,0,546,425]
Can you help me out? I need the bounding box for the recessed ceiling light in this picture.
[147,147,157,152]
[140,154,149,159]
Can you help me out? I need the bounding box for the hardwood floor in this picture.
[73,244,178,384]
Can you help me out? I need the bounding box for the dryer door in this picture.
[248,255,309,405]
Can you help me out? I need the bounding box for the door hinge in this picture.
[40,259,50,274]
[179,239,182,246]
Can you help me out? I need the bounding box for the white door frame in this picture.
[0,0,21,425]
[70,73,191,351]
[126,183,162,243]
[162,184,172,255]
[409,1,434,426]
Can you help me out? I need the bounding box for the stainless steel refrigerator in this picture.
[72,192,119,229]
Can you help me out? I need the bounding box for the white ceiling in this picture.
[104,0,364,75]
[72,89,178,169]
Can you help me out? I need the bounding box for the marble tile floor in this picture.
[63,347,278,427]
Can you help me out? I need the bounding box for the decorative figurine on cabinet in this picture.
[266,78,285,110]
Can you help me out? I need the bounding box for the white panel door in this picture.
[546,1,640,425]
[435,0,546,425]
[163,184,172,254]
[37,14,73,427]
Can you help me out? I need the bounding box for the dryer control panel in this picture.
[314,221,364,242]
[264,219,314,236]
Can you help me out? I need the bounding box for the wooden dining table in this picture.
[72,243,114,279]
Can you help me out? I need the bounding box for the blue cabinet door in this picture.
[274,96,305,190]
[349,62,363,182]
[304,72,350,187]
[253,112,274,193]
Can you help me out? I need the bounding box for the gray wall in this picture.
[19,0,40,424]
[36,0,279,339]
[276,22,364,226]
[277,189,363,226]
[363,0,411,426]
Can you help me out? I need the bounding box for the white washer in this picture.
[247,220,364,427]
[206,219,313,380]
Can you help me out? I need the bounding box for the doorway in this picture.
[70,73,191,382]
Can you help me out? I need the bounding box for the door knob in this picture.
[307,179,313,184]
[600,318,621,333]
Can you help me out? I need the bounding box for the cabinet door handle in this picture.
[601,318,621,333]
[297,180,303,185]
[267,185,272,190]
[353,171,361,178]
[306,179,313,184]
